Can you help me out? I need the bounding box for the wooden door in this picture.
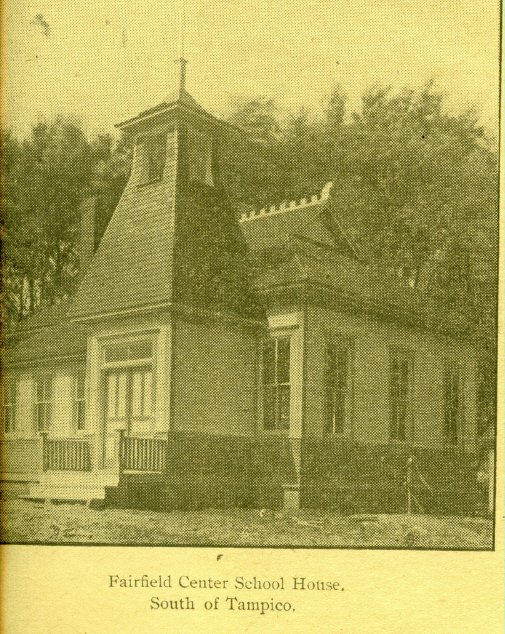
[103,367,154,467]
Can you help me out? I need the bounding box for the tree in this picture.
[227,83,498,432]
[3,118,130,323]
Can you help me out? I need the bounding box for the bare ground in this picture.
[1,498,493,549]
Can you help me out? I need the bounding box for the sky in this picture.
[4,0,502,138]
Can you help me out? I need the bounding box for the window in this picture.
[74,372,86,430]
[325,345,349,434]
[104,340,153,365]
[106,369,153,422]
[107,372,128,421]
[262,337,290,430]
[444,364,460,445]
[187,128,213,186]
[3,379,16,433]
[102,335,156,434]
[476,362,493,438]
[35,376,52,432]
[389,351,413,441]
[139,133,167,184]
[131,369,153,418]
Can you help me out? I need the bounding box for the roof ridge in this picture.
[239,182,333,223]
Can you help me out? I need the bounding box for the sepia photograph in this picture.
[1,0,500,552]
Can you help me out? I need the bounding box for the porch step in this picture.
[25,484,107,501]
[25,469,119,502]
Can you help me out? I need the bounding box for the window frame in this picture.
[3,379,17,434]
[388,348,414,442]
[101,333,157,435]
[73,371,86,432]
[34,375,52,433]
[186,127,214,186]
[130,368,154,420]
[102,338,154,369]
[262,335,291,432]
[443,361,463,446]
[324,341,353,436]
[137,132,167,186]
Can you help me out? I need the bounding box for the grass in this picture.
[1,498,493,549]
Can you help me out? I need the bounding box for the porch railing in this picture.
[119,433,167,472]
[41,434,92,472]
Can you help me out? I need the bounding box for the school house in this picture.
[3,63,487,514]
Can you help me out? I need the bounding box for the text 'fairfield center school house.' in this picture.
[3,63,491,515]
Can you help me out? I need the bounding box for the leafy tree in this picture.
[3,119,129,323]
[226,84,498,431]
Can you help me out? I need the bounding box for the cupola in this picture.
[69,60,260,322]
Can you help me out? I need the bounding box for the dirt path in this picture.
[1,499,493,549]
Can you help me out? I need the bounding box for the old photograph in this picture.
[1,0,500,550]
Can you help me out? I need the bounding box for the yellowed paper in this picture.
[2,0,503,632]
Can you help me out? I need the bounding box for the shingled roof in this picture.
[8,299,89,366]
[240,183,472,336]
[240,182,360,260]
[68,176,175,320]
[115,88,207,130]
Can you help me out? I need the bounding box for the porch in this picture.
[7,430,295,508]
[30,431,173,502]
[12,432,121,502]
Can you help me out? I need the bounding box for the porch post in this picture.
[118,428,125,473]
[284,311,305,511]
[39,432,48,472]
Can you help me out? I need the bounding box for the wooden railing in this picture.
[119,433,167,472]
[41,434,92,472]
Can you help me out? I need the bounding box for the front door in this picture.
[103,367,154,467]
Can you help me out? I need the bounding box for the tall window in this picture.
[74,372,86,431]
[476,362,492,438]
[103,336,155,435]
[187,128,214,186]
[389,351,413,441]
[35,376,52,432]
[106,372,128,422]
[263,337,290,430]
[106,370,153,423]
[3,379,16,433]
[325,345,349,434]
[131,369,153,419]
[444,364,460,445]
[139,133,167,184]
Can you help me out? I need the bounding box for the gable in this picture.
[239,182,360,260]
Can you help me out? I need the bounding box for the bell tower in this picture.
[70,59,262,322]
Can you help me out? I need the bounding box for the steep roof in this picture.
[68,176,175,320]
